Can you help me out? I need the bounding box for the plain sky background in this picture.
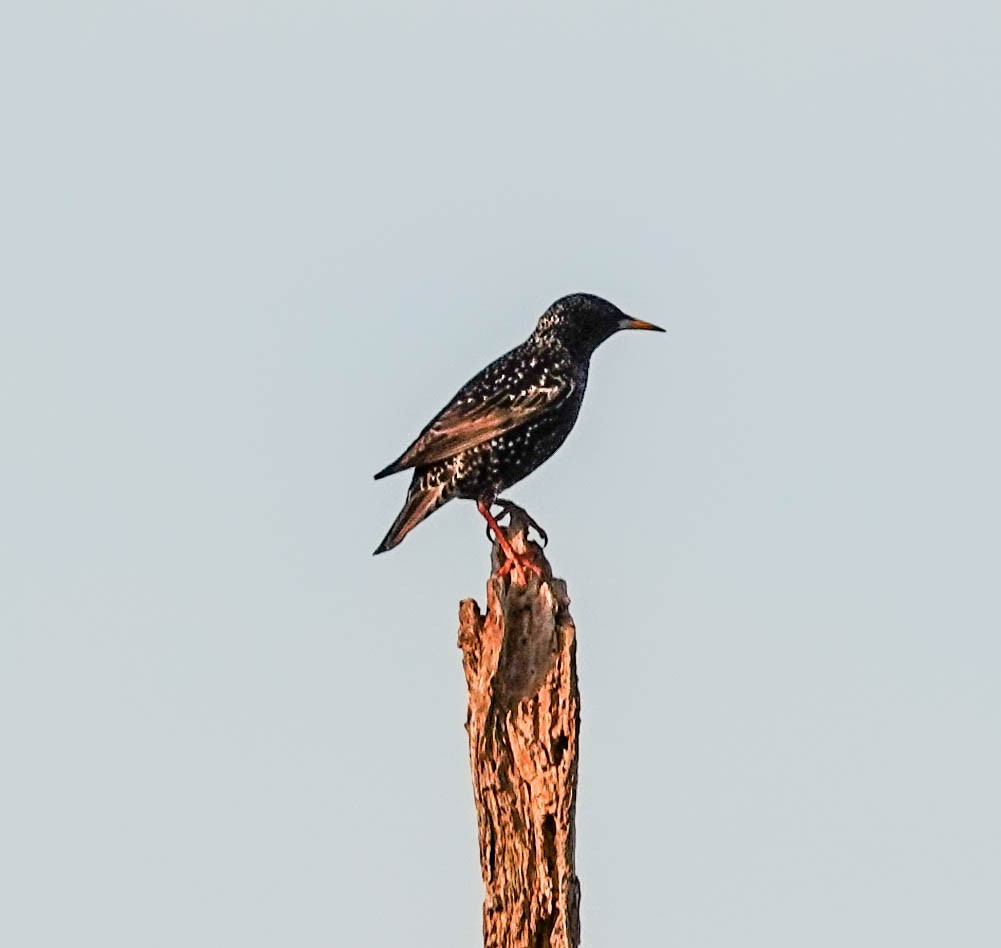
[2,2,1000,946]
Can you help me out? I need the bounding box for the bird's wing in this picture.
[375,356,575,477]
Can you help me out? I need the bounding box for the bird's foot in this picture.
[476,500,545,586]
[492,499,549,547]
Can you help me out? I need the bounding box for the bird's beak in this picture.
[619,317,666,333]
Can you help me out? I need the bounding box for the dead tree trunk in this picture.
[457,506,581,948]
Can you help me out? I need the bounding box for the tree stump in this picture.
[457,505,581,948]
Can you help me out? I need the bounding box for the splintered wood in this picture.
[457,508,581,948]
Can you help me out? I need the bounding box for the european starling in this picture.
[373,293,664,576]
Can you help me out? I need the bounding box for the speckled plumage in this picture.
[373,293,664,554]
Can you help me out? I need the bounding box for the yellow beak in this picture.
[619,317,666,333]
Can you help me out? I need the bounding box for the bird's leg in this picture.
[476,500,525,584]
[476,500,540,585]
[492,499,548,547]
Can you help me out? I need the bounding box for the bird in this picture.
[373,293,664,579]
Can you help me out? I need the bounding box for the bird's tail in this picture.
[373,476,450,555]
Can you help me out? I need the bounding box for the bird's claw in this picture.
[492,499,548,547]
[477,499,546,585]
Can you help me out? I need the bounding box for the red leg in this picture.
[477,500,546,584]
[477,501,525,583]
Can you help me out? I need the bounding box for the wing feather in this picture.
[375,353,574,478]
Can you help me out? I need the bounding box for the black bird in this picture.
[374,293,664,576]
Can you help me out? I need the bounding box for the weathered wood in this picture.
[458,506,581,948]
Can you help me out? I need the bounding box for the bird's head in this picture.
[532,293,664,357]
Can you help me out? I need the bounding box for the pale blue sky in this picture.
[2,2,1000,946]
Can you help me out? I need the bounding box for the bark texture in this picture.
[457,506,581,948]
